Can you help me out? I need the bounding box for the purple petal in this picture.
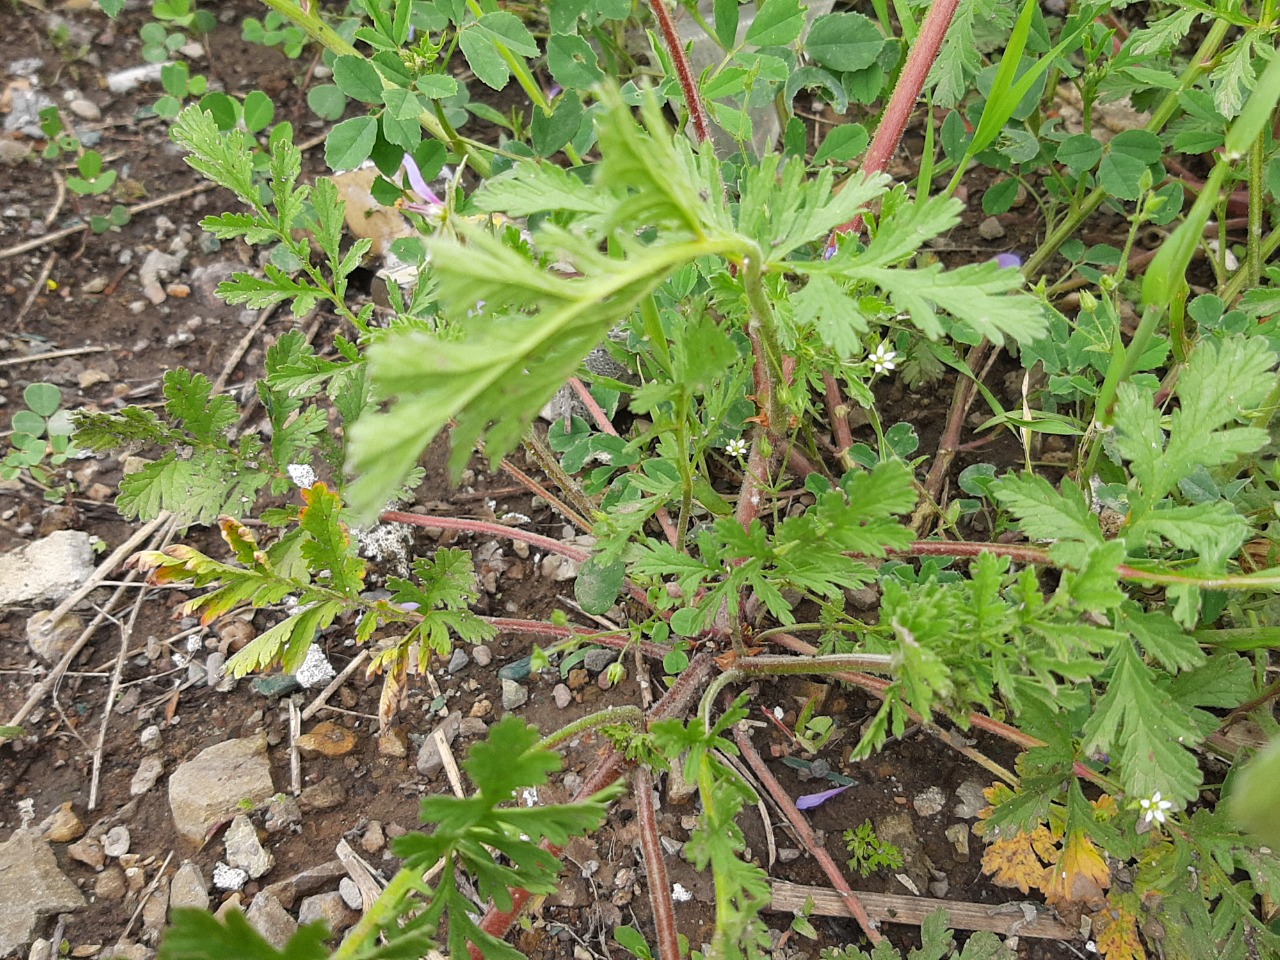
[795,784,851,810]
[994,253,1022,269]
[401,154,442,205]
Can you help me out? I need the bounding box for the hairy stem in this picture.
[481,617,668,660]
[635,767,682,960]
[646,0,711,143]
[381,511,591,561]
[537,705,646,753]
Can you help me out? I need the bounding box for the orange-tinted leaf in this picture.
[1092,794,1120,822]
[1093,901,1146,960]
[219,516,261,566]
[379,650,408,734]
[981,825,1055,894]
[1042,830,1110,908]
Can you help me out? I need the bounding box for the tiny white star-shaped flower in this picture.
[726,437,749,458]
[1139,791,1173,825]
[869,342,897,375]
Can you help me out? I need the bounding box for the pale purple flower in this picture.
[795,784,851,810]
[994,253,1022,269]
[401,153,442,205]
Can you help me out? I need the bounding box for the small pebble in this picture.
[472,645,492,666]
[447,647,469,674]
[68,98,102,121]
[212,862,248,891]
[552,684,572,709]
[497,656,532,682]
[338,877,362,911]
[978,216,1006,240]
[102,825,131,858]
[500,680,528,711]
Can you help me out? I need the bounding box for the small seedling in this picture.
[843,819,905,878]
[2,383,79,502]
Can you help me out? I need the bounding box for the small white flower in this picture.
[287,463,317,489]
[869,342,897,375]
[1139,791,1173,825]
[726,437,749,458]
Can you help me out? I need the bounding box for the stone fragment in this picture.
[459,717,487,739]
[141,876,169,935]
[299,778,346,812]
[447,647,469,674]
[338,877,362,911]
[95,865,127,900]
[377,729,408,758]
[472,645,492,666]
[944,824,971,863]
[251,675,301,698]
[168,733,275,843]
[67,837,105,871]
[978,216,1006,240]
[127,756,163,798]
[497,656,532,681]
[500,680,528,711]
[954,779,988,820]
[168,861,210,913]
[361,821,385,855]
[102,825,131,858]
[67,99,101,121]
[296,721,357,759]
[566,668,589,691]
[212,862,248,891]
[540,554,581,581]
[582,649,617,674]
[106,62,166,94]
[138,249,183,305]
[876,813,934,894]
[224,815,273,879]
[263,795,302,834]
[415,711,462,778]
[294,645,336,689]
[912,785,946,817]
[41,802,85,843]
[468,699,492,719]
[0,829,86,955]
[26,610,85,662]
[552,684,572,709]
[101,943,150,960]
[259,860,346,910]
[245,892,298,950]
[298,892,358,935]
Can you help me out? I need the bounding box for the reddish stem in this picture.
[822,372,854,461]
[647,0,711,143]
[471,653,717,955]
[835,0,963,236]
[381,511,592,561]
[499,456,592,532]
[635,767,681,960]
[733,721,883,944]
[481,617,669,660]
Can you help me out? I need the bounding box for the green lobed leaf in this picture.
[805,13,884,73]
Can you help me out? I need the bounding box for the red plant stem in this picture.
[822,372,854,462]
[634,767,681,960]
[471,653,717,956]
[568,376,681,548]
[917,341,997,517]
[381,511,592,561]
[835,0,962,235]
[499,456,592,532]
[646,0,711,143]
[733,721,882,944]
[480,617,669,660]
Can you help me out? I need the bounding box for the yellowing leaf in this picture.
[1042,830,1110,908]
[981,825,1055,893]
[1093,900,1146,960]
[1092,794,1120,822]
[378,649,408,733]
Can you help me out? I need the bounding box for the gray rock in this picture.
[338,877,362,911]
[294,644,335,689]
[500,680,528,711]
[447,647,470,674]
[101,944,152,960]
[2,86,55,138]
[245,892,298,950]
[298,892,358,935]
[102,825,131,858]
[954,779,988,820]
[582,648,617,675]
[263,795,301,834]
[540,554,581,581]
[415,711,462,778]
[139,249,184,305]
[552,684,572,709]
[168,733,276,843]
[0,829,86,956]
[67,837,105,871]
[459,717,487,738]
[361,821,385,855]
[472,645,492,666]
[912,785,946,817]
[25,610,84,663]
[0,139,33,165]
[978,216,1007,240]
[168,861,209,913]
[260,860,346,910]
[141,876,169,935]
[28,938,53,960]
[224,815,274,879]
[130,756,164,797]
[0,530,94,606]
